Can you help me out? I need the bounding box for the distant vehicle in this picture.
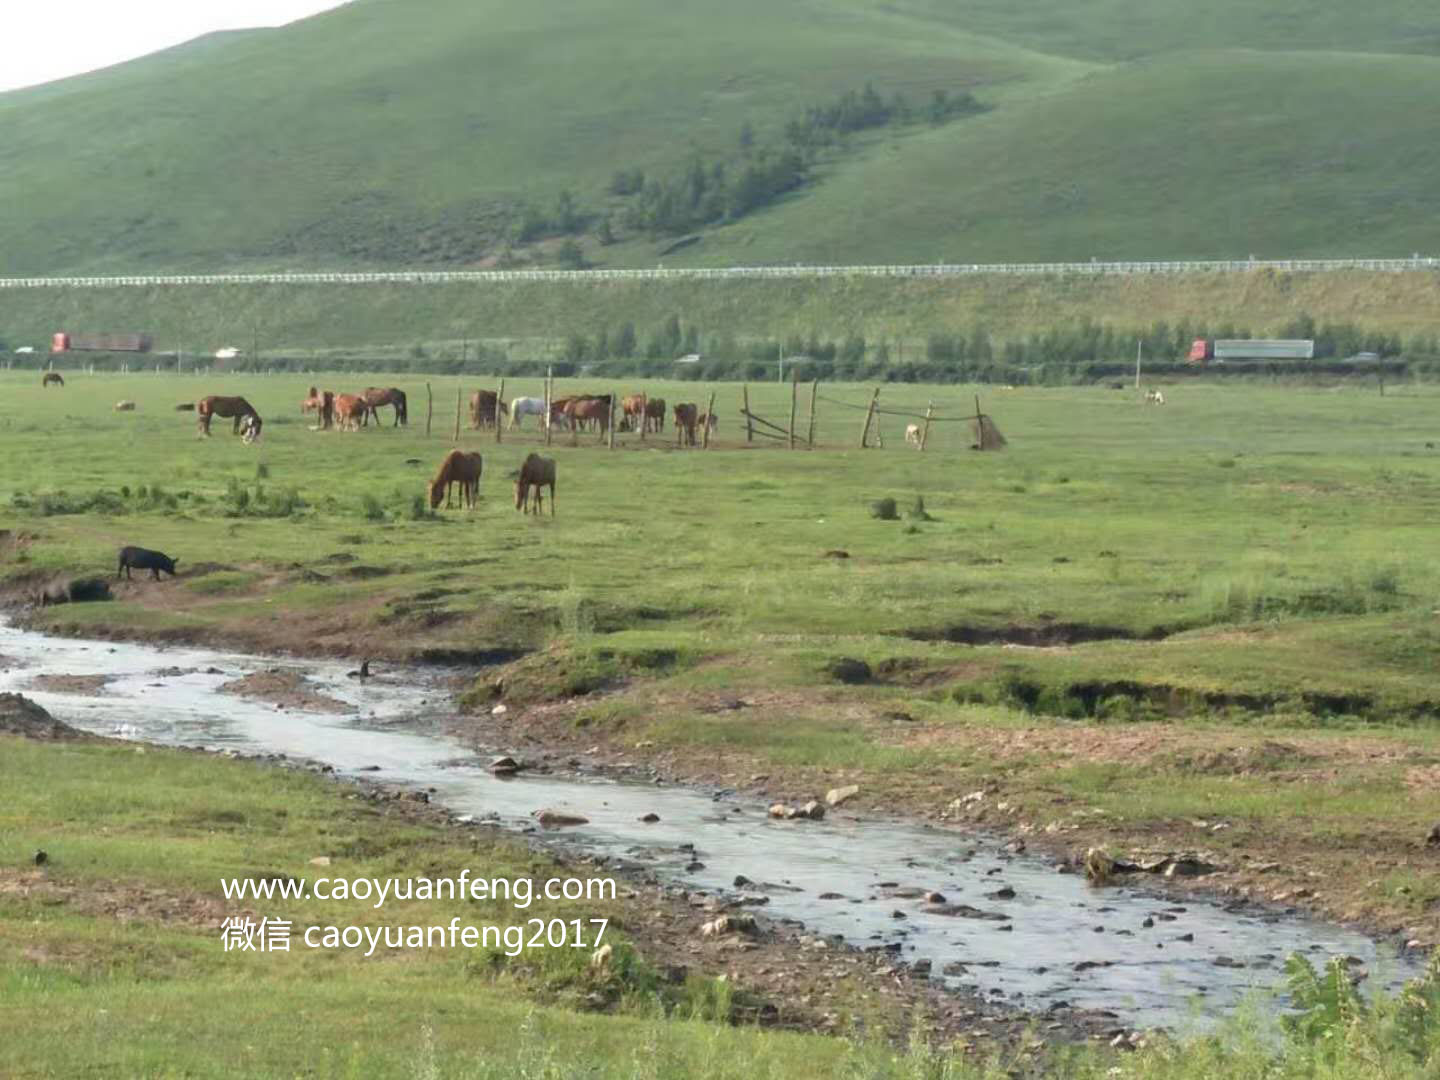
[1348,351,1380,363]
[1188,339,1314,363]
[52,332,153,353]
[215,347,240,360]
[14,346,35,354]
[675,353,702,364]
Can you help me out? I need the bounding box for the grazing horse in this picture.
[1145,389,1166,405]
[698,411,719,437]
[362,387,408,427]
[301,386,324,414]
[41,372,63,388]
[565,396,611,439]
[515,453,556,515]
[644,396,666,433]
[905,424,922,447]
[506,396,548,430]
[333,393,370,431]
[114,400,136,412]
[427,450,483,509]
[470,390,501,430]
[196,395,262,439]
[673,402,699,447]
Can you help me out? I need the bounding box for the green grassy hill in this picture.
[3,0,1439,273]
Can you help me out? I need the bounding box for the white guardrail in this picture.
[0,258,1437,289]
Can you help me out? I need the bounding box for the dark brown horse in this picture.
[644,396,666,433]
[428,450,483,509]
[673,402,699,447]
[196,395,262,438]
[41,372,63,388]
[470,390,500,430]
[362,387,407,427]
[515,453,556,515]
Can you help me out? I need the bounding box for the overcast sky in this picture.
[0,1,352,93]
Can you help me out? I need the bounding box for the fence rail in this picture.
[1,258,1438,290]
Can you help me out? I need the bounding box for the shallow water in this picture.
[0,620,1415,1031]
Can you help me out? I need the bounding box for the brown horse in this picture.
[196,395,262,438]
[515,453,556,515]
[302,386,334,429]
[41,372,63,388]
[470,390,501,430]
[644,396,666,433]
[333,393,370,431]
[673,403,699,446]
[362,387,407,427]
[428,450,483,509]
[622,394,646,433]
[548,396,575,430]
[565,397,611,439]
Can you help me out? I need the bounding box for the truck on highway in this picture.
[1187,339,1314,364]
[51,332,153,353]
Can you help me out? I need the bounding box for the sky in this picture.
[0,1,352,93]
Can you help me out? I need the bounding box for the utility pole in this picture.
[1134,339,1143,389]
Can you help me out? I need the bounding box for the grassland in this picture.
[9,738,1440,1078]
[7,372,1440,1073]
[6,0,1440,272]
[7,267,1440,361]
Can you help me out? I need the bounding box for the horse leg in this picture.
[549,480,555,516]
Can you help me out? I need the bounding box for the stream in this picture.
[0,619,1416,1033]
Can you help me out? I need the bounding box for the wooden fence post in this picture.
[426,383,433,437]
[639,393,646,441]
[702,390,716,449]
[495,378,505,443]
[788,374,798,450]
[807,379,817,448]
[859,386,880,448]
[919,400,934,451]
[544,367,553,447]
[608,389,617,449]
[454,385,462,443]
[743,384,754,443]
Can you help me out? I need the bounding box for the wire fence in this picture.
[1,257,1437,290]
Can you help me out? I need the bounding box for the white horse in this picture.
[507,396,549,430]
[1145,390,1166,405]
[905,423,922,447]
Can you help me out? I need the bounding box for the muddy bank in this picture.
[0,693,88,740]
[220,668,355,714]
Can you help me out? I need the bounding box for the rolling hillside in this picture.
[2,0,1438,274]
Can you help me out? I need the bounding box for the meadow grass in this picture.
[8,269,1440,360]
[7,1,1440,273]
[6,739,1440,1076]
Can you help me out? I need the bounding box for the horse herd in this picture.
[470,391,717,446]
[301,386,408,430]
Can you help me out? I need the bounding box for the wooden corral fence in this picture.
[813,387,1004,451]
[737,375,817,449]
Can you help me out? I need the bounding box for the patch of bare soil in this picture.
[27,673,110,696]
[0,693,89,740]
[219,669,353,713]
[0,868,232,930]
